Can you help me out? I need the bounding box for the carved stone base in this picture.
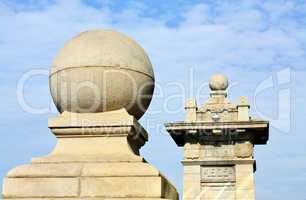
[3,161,177,199]
[2,109,178,200]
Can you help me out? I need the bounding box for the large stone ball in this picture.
[50,30,155,119]
[209,74,228,91]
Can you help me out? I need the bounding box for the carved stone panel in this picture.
[201,166,236,200]
[201,166,235,183]
[201,145,235,159]
[234,142,253,158]
[184,143,200,160]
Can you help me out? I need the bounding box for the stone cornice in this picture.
[165,120,269,146]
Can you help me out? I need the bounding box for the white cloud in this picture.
[1,0,306,74]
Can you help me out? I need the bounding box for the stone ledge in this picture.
[31,154,144,163]
[3,163,178,200]
[182,159,254,165]
[6,162,159,178]
[3,176,177,199]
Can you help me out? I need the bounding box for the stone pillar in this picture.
[165,74,269,200]
[2,30,178,200]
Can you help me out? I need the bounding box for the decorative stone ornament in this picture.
[50,30,155,119]
[2,30,178,200]
[209,73,229,91]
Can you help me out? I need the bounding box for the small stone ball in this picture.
[209,74,229,91]
[50,30,155,119]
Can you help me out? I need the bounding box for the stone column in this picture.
[165,74,269,200]
[2,30,178,200]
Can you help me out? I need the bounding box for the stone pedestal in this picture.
[3,109,178,200]
[165,74,269,200]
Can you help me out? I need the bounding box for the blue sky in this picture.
[1,0,306,199]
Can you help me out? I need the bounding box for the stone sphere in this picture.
[209,74,228,91]
[50,30,155,119]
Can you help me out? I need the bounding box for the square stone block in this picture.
[3,178,79,198]
[80,177,164,198]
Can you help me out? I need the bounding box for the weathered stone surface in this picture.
[81,162,159,177]
[234,142,253,158]
[6,162,159,178]
[6,163,83,178]
[50,30,155,119]
[3,178,79,198]
[81,177,164,197]
[3,162,177,199]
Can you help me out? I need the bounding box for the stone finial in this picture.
[50,29,155,119]
[237,96,250,121]
[185,99,197,122]
[209,74,229,91]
